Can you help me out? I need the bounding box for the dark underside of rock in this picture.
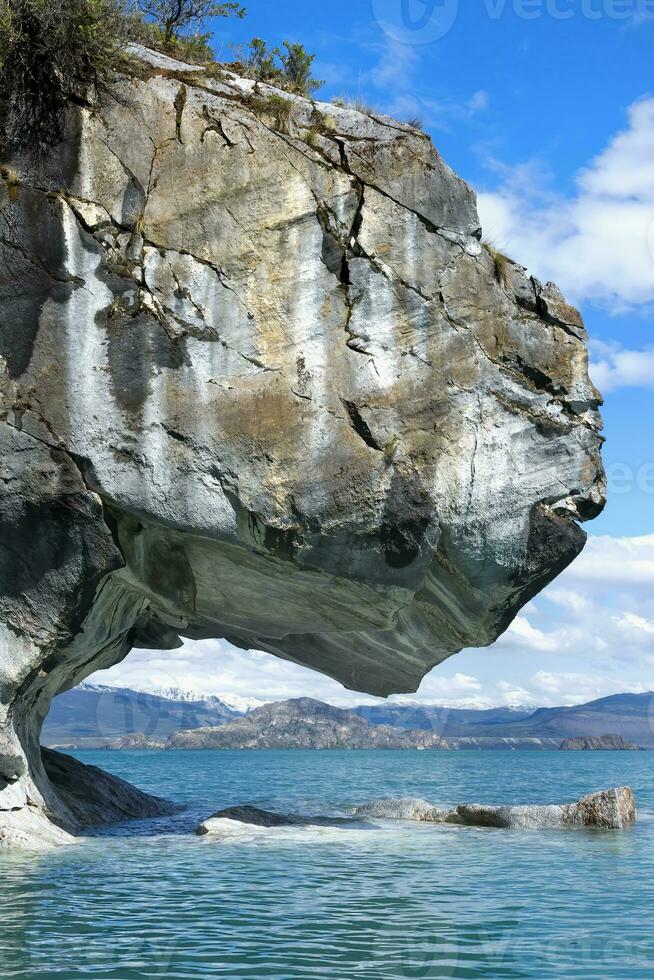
[0,44,606,847]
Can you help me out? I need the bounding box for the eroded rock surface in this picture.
[0,46,605,845]
[355,788,637,830]
[197,804,355,836]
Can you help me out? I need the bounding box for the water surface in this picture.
[1,749,652,978]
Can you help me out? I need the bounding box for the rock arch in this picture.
[0,48,604,846]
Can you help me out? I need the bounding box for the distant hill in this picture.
[42,684,240,748]
[140,699,447,750]
[43,686,654,749]
[560,734,639,750]
[354,704,536,734]
[357,693,654,746]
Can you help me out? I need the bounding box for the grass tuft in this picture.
[483,240,513,289]
[249,92,295,133]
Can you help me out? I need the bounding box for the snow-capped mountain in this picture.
[113,683,268,713]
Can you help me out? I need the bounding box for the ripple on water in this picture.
[1,749,653,979]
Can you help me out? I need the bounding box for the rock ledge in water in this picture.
[41,749,180,828]
[197,805,355,836]
[354,787,637,830]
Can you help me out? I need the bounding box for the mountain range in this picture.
[41,686,654,749]
[42,684,239,748]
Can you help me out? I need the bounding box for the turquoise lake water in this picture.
[1,749,654,979]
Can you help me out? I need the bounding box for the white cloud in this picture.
[589,340,654,392]
[543,589,589,613]
[477,96,654,314]
[565,533,654,586]
[504,616,558,652]
[528,670,645,706]
[369,37,419,91]
[615,612,654,637]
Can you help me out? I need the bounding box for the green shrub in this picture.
[245,36,280,83]
[0,0,127,153]
[236,37,323,98]
[277,40,323,96]
[124,14,215,63]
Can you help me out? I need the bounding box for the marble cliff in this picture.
[0,47,605,845]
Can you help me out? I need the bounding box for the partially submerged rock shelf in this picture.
[0,43,605,847]
[195,788,637,839]
[354,788,637,830]
[197,805,357,836]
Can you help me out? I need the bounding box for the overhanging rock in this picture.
[0,46,605,846]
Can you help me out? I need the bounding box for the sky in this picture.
[99,0,654,709]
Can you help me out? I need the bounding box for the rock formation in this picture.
[354,787,637,830]
[0,748,177,849]
[0,45,605,846]
[560,735,638,750]
[197,804,356,836]
[165,697,447,749]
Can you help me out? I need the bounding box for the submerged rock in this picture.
[0,45,605,846]
[355,787,637,830]
[197,805,355,836]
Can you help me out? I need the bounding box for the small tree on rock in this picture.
[241,37,323,97]
[278,40,323,95]
[137,0,245,48]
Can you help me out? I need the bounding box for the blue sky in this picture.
[100,1,654,708]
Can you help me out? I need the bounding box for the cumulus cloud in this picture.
[477,97,654,314]
[565,534,654,586]
[504,616,558,653]
[589,340,654,392]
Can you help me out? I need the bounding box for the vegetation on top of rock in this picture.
[482,240,514,288]
[137,0,244,48]
[0,0,127,152]
[230,37,323,95]
[0,0,322,154]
